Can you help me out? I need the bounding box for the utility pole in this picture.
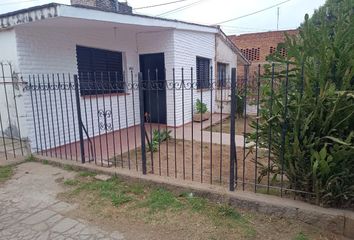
[277,7,280,30]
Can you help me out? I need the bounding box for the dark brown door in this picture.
[139,53,166,124]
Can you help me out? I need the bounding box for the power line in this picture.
[215,0,291,25]
[133,0,189,10]
[222,25,276,32]
[156,0,207,17]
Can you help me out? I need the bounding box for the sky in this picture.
[0,0,326,35]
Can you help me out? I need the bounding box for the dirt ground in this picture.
[205,116,254,135]
[114,139,280,190]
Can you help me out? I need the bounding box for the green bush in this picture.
[249,0,354,208]
[148,129,172,152]
[250,81,354,207]
[195,99,208,114]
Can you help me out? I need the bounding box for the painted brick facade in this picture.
[8,23,218,151]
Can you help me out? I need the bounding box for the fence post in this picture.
[229,68,237,191]
[138,72,147,174]
[74,75,85,164]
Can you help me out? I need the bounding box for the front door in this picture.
[139,53,167,124]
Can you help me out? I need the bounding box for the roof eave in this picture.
[216,27,250,65]
[0,3,218,33]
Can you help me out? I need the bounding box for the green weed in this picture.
[0,165,14,183]
[293,232,309,240]
[142,188,183,212]
[63,179,80,186]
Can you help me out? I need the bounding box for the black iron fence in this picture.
[0,63,28,160]
[1,62,320,203]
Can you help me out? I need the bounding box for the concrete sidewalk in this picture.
[0,162,125,240]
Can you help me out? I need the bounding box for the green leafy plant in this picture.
[195,99,208,114]
[235,94,245,116]
[148,129,172,152]
[249,0,354,208]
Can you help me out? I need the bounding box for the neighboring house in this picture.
[229,29,299,90]
[0,0,247,152]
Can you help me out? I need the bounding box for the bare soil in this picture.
[205,116,254,135]
[114,139,284,193]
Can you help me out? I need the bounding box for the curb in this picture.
[33,155,354,239]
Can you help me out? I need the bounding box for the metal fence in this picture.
[0,62,316,202]
[0,63,28,160]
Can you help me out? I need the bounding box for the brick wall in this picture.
[229,30,299,96]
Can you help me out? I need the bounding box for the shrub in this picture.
[195,99,208,114]
[235,94,245,117]
[249,0,354,208]
[250,80,354,207]
[148,129,172,152]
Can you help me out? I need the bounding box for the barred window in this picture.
[217,62,227,87]
[76,46,124,96]
[196,57,211,89]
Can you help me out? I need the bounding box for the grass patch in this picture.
[60,173,261,238]
[52,163,322,240]
[217,204,242,220]
[293,232,309,240]
[64,179,80,186]
[111,194,133,207]
[26,155,36,162]
[63,164,75,171]
[142,188,183,213]
[42,160,49,165]
[130,183,145,195]
[0,165,14,183]
[183,193,207,212]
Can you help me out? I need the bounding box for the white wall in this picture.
[215,35,238,113]
[5,23,219,151]
[172,30,216,126]
[15,25,144,151]
[216,36,237,76]
[0,29,27,141]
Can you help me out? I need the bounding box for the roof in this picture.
[0,3,217,33]
[216,27,250,65]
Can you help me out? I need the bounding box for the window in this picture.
[196,57,210,89]
[76,46,124,96]
[217,62,227,87]
[240,48,260,62]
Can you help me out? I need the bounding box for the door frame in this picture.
[139,52,167,124]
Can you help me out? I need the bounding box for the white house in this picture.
[0,0,248,153]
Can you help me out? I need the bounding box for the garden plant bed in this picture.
[58,169,330,240]
[111,139,289,193]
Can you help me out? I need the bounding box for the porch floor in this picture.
[43,113,244,161]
